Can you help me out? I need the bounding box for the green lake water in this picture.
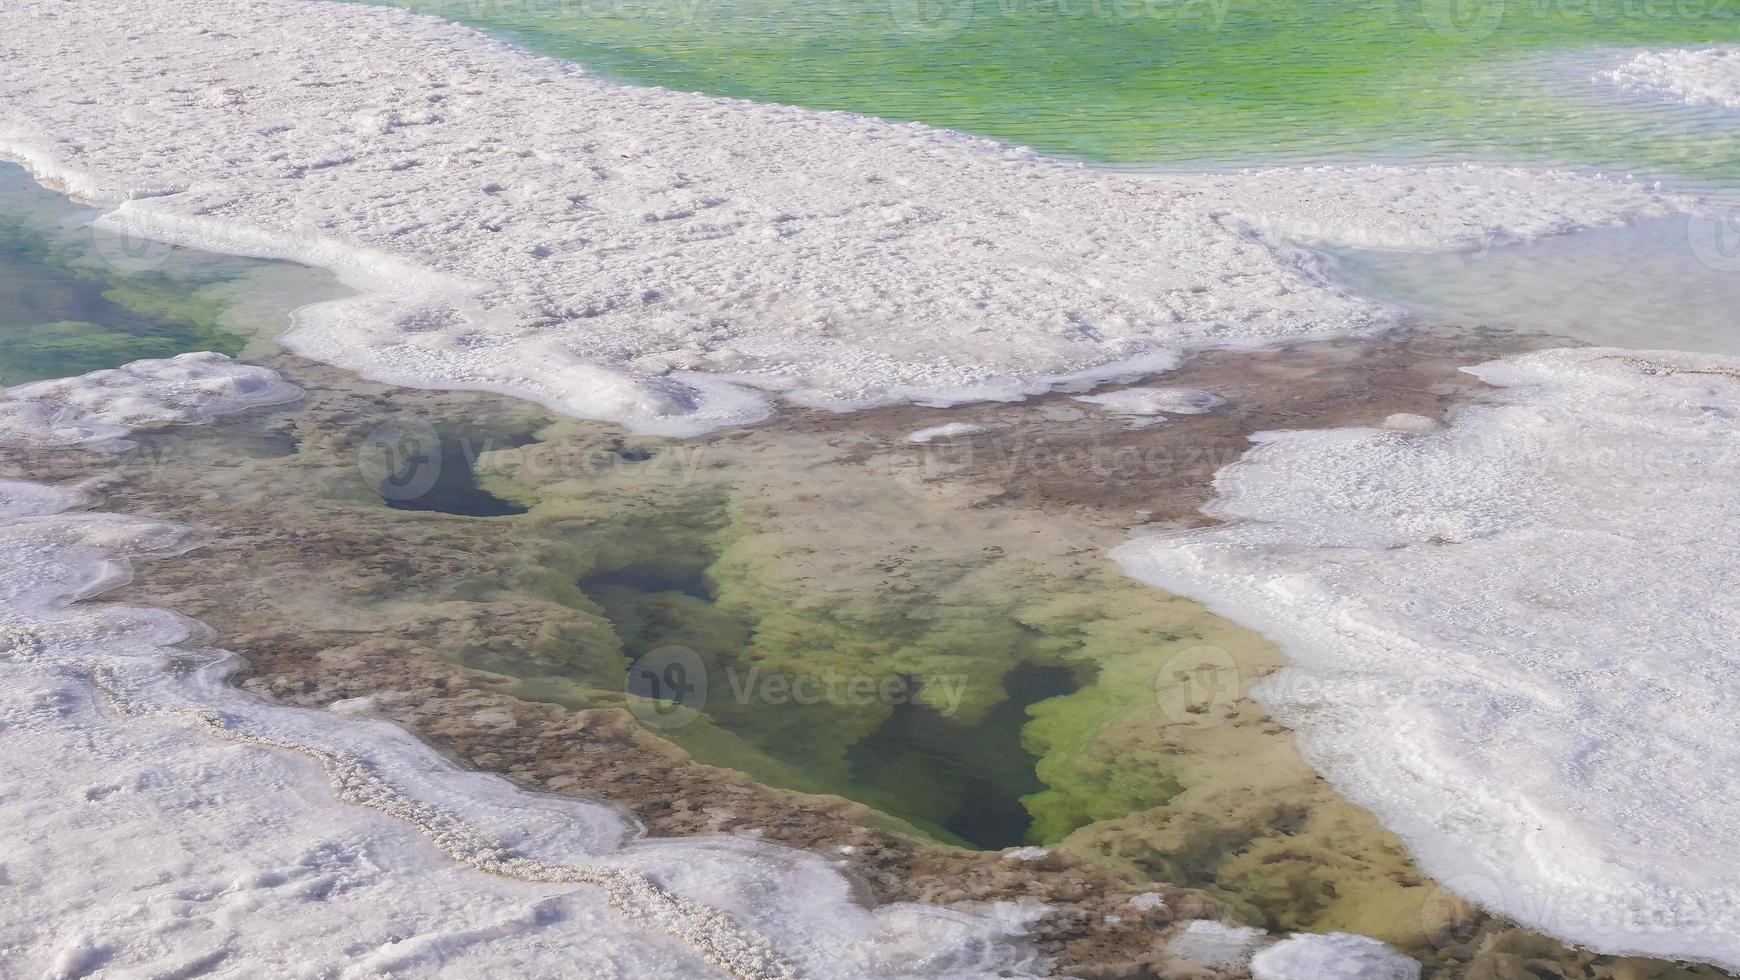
[368,0,1740,178]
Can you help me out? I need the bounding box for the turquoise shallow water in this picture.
[364,0,1740,179]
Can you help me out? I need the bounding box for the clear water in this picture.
[1332,215,1740,355]
[378,422,536,517]
[365,0,1740,178]
[846,662,1082,847]
[462,478,1099,849]
[0,164,309,385]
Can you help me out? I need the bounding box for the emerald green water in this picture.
[0,164,285,385]
[368,0,1740,177]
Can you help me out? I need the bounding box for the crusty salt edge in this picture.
[0,0,1691,436]
[1114,347,1740,969]
[83,679,797,980]
[0,352,303,448]
[0,483,1042,978]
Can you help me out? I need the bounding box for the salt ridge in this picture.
[1114,347,1740,968]
[0,0,1687,434]
[0,480,1051,978]
[0,352,301,448]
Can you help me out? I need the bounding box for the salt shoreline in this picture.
[5,329,1707,979]
[4,0,1739,972]
[1116,348,1740,970]
[0,0,1688,435]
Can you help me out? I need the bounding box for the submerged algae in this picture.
[14,334,1722,976]
[446,434,1099,847]
[0,163,328,384]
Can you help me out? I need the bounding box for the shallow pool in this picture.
[0,163,330,385]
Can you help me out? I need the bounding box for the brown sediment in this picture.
[780,326,1538,525]
[4,328,1719,980]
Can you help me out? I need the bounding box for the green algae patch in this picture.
[1022,638,1191,842]
[405,419,1149,847]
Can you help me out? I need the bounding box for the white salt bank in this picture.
[0,0,1687,434]
[1116,347,1740,969]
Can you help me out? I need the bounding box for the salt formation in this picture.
[0,0,1685,434]
[1603,48,1740,108]
[1072,386,1225,426]
[1249,933,1421,980]
[1166,920,1267,971]
[1117,348,1740,968]
[0,478,1051,977]
[906,422,990,443]
[0,352,300,447]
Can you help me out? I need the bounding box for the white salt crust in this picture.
[1115,348,1740,969]
[0,0,1686,434]
[0,481,1049,979]
[1602,48,1740,108]
[1072,386,1225,420]
[906,422,990,443]
[0,352,301,448]
[1166,920,1267,970]
[1073,387,1224,415]
[1249,933,1421,980]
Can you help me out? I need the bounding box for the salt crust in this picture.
[1115,347,1740,969]
[1603,48,1740,109]
[0,481,1050,978]
[0,0,1685,434]
[0,352,301,448]
[1166,920,1267,970]
[906,422,990,443]
[1072,386,1226,417]
[1249,933,1421,980]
